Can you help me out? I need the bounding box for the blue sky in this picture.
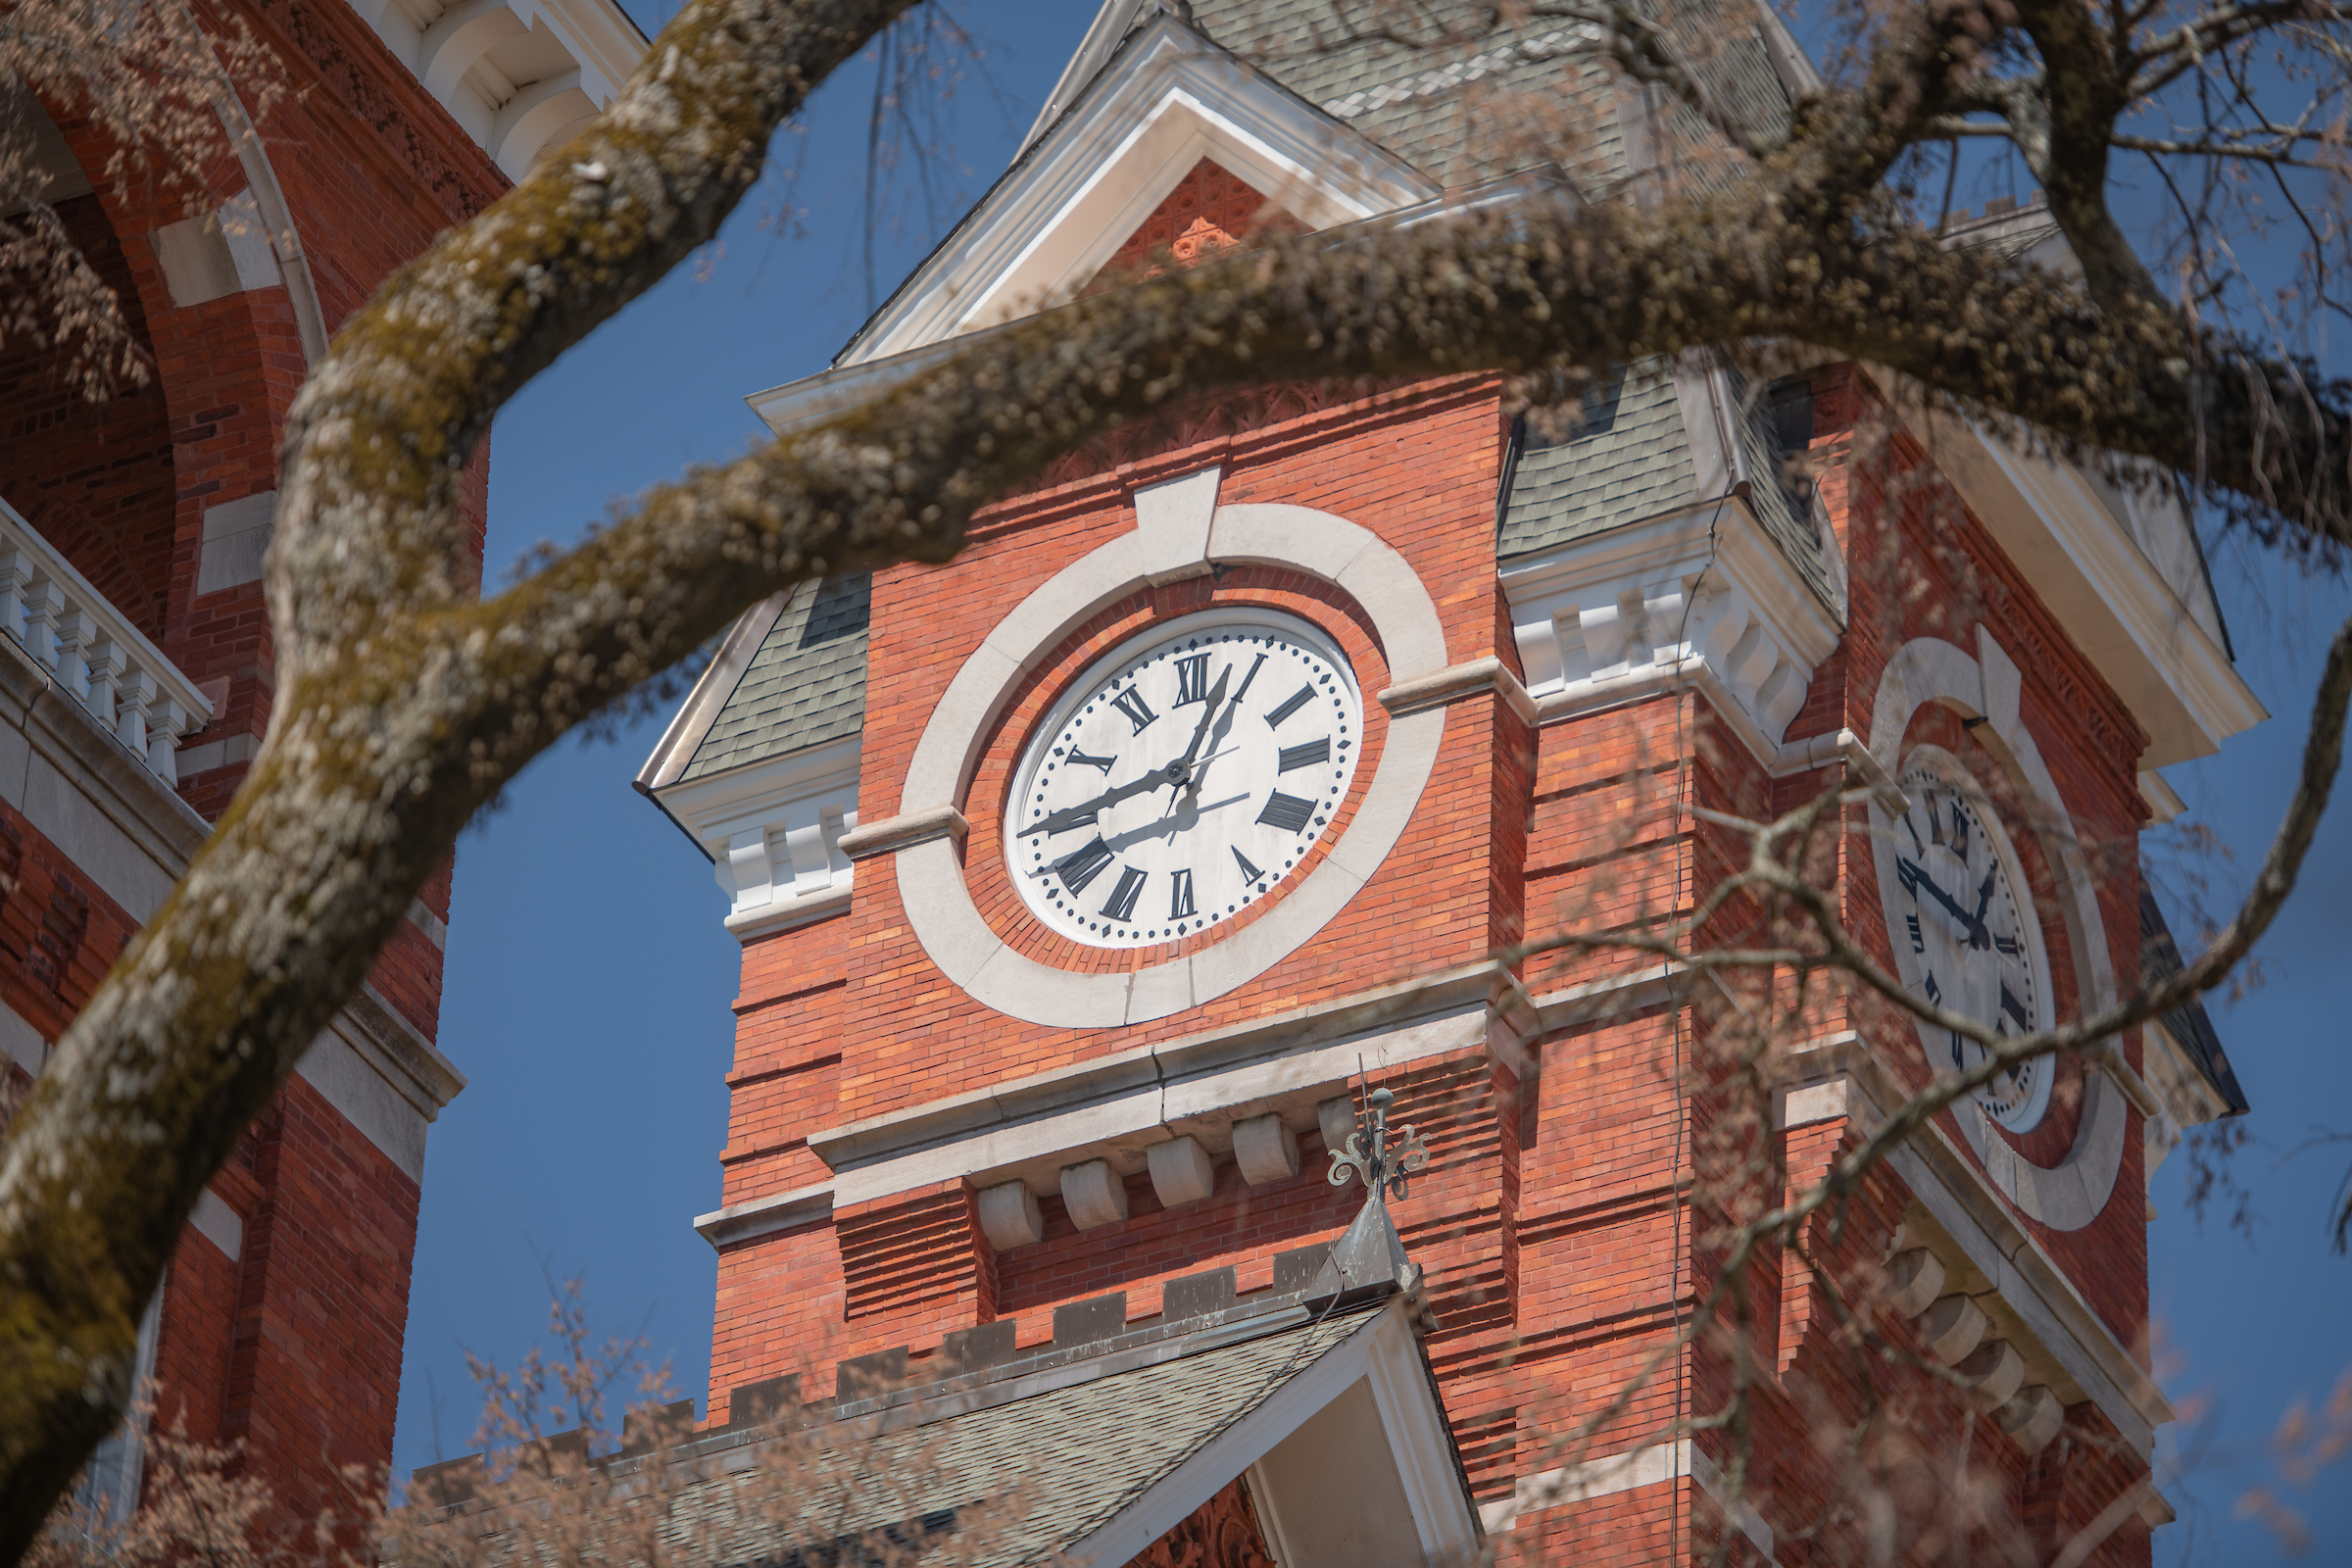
[387,5,2352,1560]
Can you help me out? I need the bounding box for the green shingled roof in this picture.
[681,574,871,781]
[1497,361,1697,558]
[663,1304,1384,1568]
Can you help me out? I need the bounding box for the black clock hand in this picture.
[1020,667,1235,839]
[1018,764,1186,838]
[1896,857,1979,932]
[1171,665,1232,782]
[1967,865,1997,950]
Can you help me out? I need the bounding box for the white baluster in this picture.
[147,694,188,782]
[20,575,60,669]
[52,608,91,708]
[0,549,32,648]
[82,633,124,730]
[115,668,156,761]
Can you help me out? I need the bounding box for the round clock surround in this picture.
[1867,632,2129,1231]
[886,487,1449,1031]
[1005,608,1366,950]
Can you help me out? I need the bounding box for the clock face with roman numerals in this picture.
[1884,747,2056,1133]
[1006,610,1362,950]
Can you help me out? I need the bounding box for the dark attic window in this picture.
[1761,374,1817,524]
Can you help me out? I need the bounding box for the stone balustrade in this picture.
[0,499,213,785]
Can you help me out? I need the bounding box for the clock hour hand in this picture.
[1018,764,1185,838]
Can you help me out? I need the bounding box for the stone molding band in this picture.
[1378,656,1536,724]
[839,805,969,862]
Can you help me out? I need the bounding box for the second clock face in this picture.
[1006,610,1363,949]
[1885,747,2056,1133]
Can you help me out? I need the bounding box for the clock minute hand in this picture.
[1966,865,1997,949]
[1173,665,1232,778]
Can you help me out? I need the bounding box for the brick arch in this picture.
[0,102,180,648]
[39,83,315,804]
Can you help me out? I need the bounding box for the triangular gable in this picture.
[835,13,1438,367]
[1091,157,1306,286]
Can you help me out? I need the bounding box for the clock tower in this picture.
[633,3,2260,1562]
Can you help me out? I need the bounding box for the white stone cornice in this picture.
[1499,494,1841,755]
[1776,1033,2173,1455]
[1889,390,2266,767]
[361,0,645,180]
[656,738,861,942]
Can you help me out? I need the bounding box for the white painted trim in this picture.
[841,17,1438,366]
[637,594,790,797]
[1865,630,2128,1229]
[888,485,1447,1029]
[188,1187,244,1260]
[1912,406,2265,767]
[1480,1438,1772,1553]
[1065,1299,1478,1568]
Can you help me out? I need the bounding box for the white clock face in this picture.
[1883,748,2056,1133]
[1006,610,1362,949]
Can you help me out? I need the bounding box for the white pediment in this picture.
[836,14,1440,368]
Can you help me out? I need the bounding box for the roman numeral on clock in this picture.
[1232,847,1265,883]
[1231,652,1267,706]
[1068,748,1115,774]
[1949,800,1971,860]
[1256,791,1315,833]
[1906,913,1925,953]
[1174,654,1211,706]
[1278,738,1331,772]
[1994,933,2022,956]
[1100,866,1147,923]
[1264,684,1315,728]
[1169,868,1197,920]
[1054,838,1114,895]
[2000,983,2032,1031]
[1110,688,1158,734]
[1922,970,1942,1005]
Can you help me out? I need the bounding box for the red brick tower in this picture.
[2,0,641,1524]
[636,4,2259,1562]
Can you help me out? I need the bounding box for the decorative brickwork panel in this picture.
[1121,1475,1278,1568]
[1096,159,1304,284]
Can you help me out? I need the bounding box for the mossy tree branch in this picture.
[5,0,2352,1550]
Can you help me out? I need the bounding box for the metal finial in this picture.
[1326,1086,1431,1202]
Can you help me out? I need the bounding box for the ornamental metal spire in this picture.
[1304,1088,1439,1329]
[1325,1086,1431,1204]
